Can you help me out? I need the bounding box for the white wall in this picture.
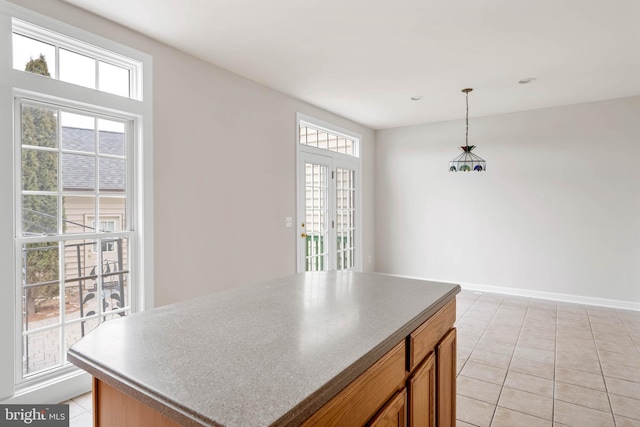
[376,96,640,304]
[8,0,376,306]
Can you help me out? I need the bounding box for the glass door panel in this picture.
[336,167,356,270]
[297,151,359,272]
[304,161,329,271]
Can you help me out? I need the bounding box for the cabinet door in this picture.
[368,388,407,427]
[436,328,456,427]
[407,352,435,427]
[302,341,406,427]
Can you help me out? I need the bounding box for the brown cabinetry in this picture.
[92,297,457,427]
[304,298,457,427]
[436,329,457,427]
[302,341,406,427]
[369,389,407,427]
[407,352,435,426]
[93,378,181,427]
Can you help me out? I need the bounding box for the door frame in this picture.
[295,113,362,273]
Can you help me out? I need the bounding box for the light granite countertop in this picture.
[68,271,459,426]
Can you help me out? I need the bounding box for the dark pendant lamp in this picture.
[449,88,486,172]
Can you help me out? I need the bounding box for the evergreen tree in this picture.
[22,54,59,314]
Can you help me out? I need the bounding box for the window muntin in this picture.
[17,98,132,380]
[12,19,142,100]
[299,123,359,157]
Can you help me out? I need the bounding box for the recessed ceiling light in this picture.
[411,96,423,101]
[518,78,537,84]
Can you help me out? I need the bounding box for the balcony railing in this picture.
[22,238,128,376]
[305,234,354,271]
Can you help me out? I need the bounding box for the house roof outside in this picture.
[61,126,125,192]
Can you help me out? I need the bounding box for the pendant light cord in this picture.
[465,90,469,148]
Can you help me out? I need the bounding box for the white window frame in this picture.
[12,18,143,100]
[296,113,362,272]
[0,0,153,404]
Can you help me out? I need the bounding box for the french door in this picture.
[297,152,358,272]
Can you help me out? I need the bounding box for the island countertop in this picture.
[68,271,460,426]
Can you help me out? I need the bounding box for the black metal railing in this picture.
[22,238,128,375]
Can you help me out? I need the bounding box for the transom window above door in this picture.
[299,123,359,157]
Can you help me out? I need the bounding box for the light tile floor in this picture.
[62,391,92,427]
[455,290,640,427]
[62,290,640,427]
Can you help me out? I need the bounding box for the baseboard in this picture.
[378,273,640,312]
[459,281,640,312]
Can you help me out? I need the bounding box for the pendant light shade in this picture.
[449,88,486,172]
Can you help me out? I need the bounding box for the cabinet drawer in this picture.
[407,299,456,371]
[302,341,406,427]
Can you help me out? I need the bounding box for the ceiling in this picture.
[61,0,640,130]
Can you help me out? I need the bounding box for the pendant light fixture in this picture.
[449,88,486,172]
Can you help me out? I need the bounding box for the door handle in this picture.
[301,233,308,238]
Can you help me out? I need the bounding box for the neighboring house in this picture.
[59,126,127,287]
[20,126,129,374]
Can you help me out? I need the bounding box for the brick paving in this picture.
[24,299,102,376]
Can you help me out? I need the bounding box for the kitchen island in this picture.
[68,271,460,426]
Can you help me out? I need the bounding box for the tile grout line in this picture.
[456,292,483,320]
[503,301,565,424]
[455,292,495,378]
[457,295,640,427]
[586,307,617,427]
[486,295,531,426]
[455,291,492,426]
[467,294,506,426]
[457,293,508,426]
[555,306,639,421]
[617,308,640,354]
[613,308,640,423]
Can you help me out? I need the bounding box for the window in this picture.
[297,115,361,272]
[299,123,358,157]
[0,3,153,402]
[12,19,142,99]
[91,220,117,252]
[17,98,132,380]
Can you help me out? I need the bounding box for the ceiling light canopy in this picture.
[449,88,486,172]
[518,77,537,84]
